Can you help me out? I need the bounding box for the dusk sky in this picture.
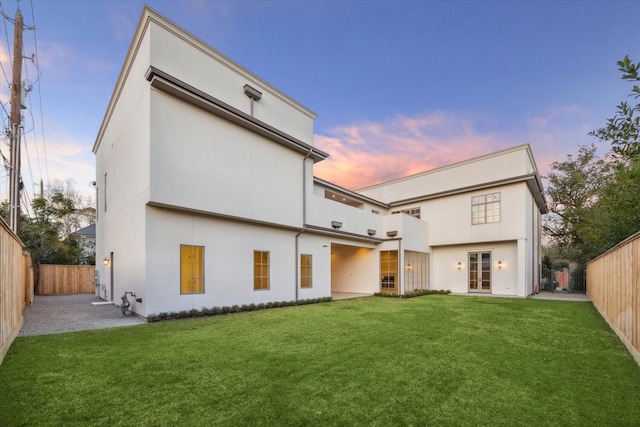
[0,0,638,207]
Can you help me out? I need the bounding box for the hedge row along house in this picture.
[93,7,547,319]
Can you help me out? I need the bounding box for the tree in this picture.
[543,145,612,263]
[585,158,640,256]
[590,55,640,159]
[1,179,95,265]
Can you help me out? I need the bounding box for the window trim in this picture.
[254,250,270,291]
[300,254,312,289]
[471,192,501,225]
[180,244,205,295]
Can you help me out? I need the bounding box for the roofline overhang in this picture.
[388,173,548,214]
[143,66,329,163]
[303,224,385,244]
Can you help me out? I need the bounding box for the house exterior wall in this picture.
[330,244,378,294]
[148,17,315,143]
[308,193,383,238]
[148,90,304,227]
[358,146,537,204]
[94,27,152,303]
[431,241,519,295]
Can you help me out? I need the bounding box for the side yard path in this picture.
[19,294,145,336]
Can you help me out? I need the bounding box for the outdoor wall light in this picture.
[331,221,343,229]
[103,257,110,265]
[497,260,503,269]
[367,229,376,236]
[386,230,398,237]
[406,263,413,271]
[457,262,462,270]
[243,84,262,101]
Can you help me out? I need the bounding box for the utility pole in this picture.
[8,8,23,235]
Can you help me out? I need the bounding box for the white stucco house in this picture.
[93,7,547,319]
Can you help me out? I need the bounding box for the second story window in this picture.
[392,207,421,219]
[472,192,501,224]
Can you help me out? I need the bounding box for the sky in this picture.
[0,0,638,210]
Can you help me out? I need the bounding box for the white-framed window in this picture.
[472,192,500,224]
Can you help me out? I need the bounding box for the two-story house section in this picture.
[358,145,547,297]
[93,7,546,319]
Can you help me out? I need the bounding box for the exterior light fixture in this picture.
[457,262,462,270]
[103,257,110,265]
[331,221,343,229]
[387,231,398,237]
[497,260,503,269]
[406,263,412,271]
[367,229,376,236]
[243,84,262,101]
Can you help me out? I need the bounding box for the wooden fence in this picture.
[1,218,34,365]
[587,231,640,365]
[38,265,96,295]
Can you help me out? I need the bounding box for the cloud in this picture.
[313,111,505,190]
[313,106,597,190]
[16,133,96,202]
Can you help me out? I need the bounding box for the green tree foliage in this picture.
[590,55,640,159]
[543,145,611,262]
[585,159,640,256]
[1,179,96,265]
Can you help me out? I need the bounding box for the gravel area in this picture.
[19,294,146,336]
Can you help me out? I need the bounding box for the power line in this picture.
[27,0,46,182]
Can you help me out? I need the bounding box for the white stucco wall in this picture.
[148,90,305,228]
[431,241,520,295]
[148,16,315,143]
[359,145,538,203]
[424,182,529,246]
[94,29,152,304]
[330,243,378,294]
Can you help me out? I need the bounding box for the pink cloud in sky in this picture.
[313,111,506,190]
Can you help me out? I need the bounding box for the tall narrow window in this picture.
[472,192,500,224]
[254,251,269,290]
[300,254,312,288]
[180,245,204,294]
[104,173,108,212]
[380,250,398,295]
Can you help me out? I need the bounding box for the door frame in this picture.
[468,251,492,293]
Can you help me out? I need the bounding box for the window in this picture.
[104,173,108,212]
[392,207,421,219]
[472,192,500,224]
[180,245,204,294]
[380,250,398,295]
[254,251,269,290]
[300,254,312,288]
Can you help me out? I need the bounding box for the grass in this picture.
[1,295,640,426]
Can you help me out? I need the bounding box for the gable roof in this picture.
[72,224,96,237]
[358,144,547,214]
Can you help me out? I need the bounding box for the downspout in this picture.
[295,147,314,303]
[398,238,403,296]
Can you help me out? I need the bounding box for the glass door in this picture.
[469,252,491,292]
[380,250,398,295]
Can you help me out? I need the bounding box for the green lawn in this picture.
[1,295,640,426]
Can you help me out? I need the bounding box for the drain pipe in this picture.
[295,147,314,303]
